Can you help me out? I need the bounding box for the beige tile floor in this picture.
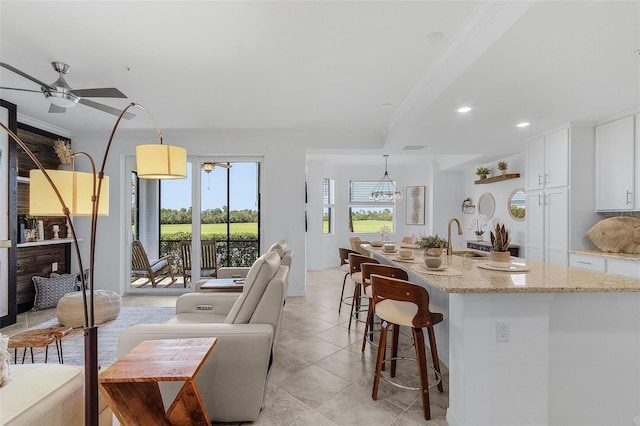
[2,267,449,425]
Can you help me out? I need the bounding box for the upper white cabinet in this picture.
[525,128,569,191]
[595,115,637,211]
[525,125,597,266]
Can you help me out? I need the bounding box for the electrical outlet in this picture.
[52,262,58,272]
[496,321,510,342]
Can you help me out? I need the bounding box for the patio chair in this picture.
[181,240,222,287]
[131,240,176,287]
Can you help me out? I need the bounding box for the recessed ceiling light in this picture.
[403,145,426,151]
[457,106,472,113]
[380,103,393,108]
[516,122,530,128]
[426,32,444,43]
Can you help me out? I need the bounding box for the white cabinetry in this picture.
[569,252,640,279]
[525,125,597,266]
[595,115,637,211]
[525,128,569,191]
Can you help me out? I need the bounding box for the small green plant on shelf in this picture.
[475,166,490,179]
[490,223,511,252]
[497,161,508,172]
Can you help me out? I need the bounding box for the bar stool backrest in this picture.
[370,274,435,328]
[361,263,408,290]
[348,253,378,275]
[339,248,359,267]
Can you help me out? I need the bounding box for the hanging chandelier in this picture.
[370,154,402,201]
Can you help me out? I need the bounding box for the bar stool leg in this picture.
[361,301,374,352]
[390,324,400,377]
[373,320,392,400]
[413,327,432,420]
[427,325,444,393]
[338,273,349,313]
[348,283,361,329]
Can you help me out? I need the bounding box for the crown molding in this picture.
[17,113,72,138]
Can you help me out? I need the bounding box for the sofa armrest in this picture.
[118,323,273,423]
[216,267,250,279]
[175,292,239,316]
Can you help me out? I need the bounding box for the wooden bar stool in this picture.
[360,263,408,352]
[370,274,444,420]
[347,253,379,329]
[338,248,359,313]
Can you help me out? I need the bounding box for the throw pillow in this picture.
[268,240,287,258]
[0,333,10,387]
[32,273,78,311]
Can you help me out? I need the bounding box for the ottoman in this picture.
[57,290,122,328]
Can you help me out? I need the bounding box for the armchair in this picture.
[118,250,289,422]
[131,240,175,287]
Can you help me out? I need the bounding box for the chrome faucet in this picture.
[447,217,463,256]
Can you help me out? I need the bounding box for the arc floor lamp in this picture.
[0,102,187,425]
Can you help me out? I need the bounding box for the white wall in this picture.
[462,153,526,254]
[306,156,437,270]
[69,128,381,297]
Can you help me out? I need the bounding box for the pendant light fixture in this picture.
[370,154,402,201]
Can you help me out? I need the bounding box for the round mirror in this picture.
[508,188,526,221]
[477,192,496,220]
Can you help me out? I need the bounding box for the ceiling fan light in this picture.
[45,90,79,108]
[202,162,215,173]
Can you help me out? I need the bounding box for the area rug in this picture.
[14,306,175,368]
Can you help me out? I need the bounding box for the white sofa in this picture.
[118,249,290,423]
[0,364,112,426]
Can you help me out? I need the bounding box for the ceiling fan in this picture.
[0,61,134,119]
[201,162,232,173]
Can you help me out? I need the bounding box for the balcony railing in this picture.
[160,238,259,273]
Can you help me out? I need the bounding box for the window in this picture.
[322,178,334,234]
[349,181,395,233]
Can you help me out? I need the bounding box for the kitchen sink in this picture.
[451,250,489,259]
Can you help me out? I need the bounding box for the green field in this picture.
[323,219,392,234]
[161,223,258,237]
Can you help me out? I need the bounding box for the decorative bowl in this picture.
[383,244,396,253]
[424,256,442,269]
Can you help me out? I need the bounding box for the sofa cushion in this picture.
[32,273,78,311]
[225,251,281,324]
[268,240,287,258]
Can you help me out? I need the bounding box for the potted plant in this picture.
[475,166,490,179]
[416,234,447,257]
[490,223,511,266]
[497,160,508,175]
[53,139,72,170]
[468,213,488,240]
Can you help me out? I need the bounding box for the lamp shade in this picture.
[136,144,187,179]
[29,169,109,216]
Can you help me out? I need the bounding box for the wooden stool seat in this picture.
[8,326,73,364]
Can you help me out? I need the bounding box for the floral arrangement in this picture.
[53,139,72,164]
[468,213,488,237]
[416,234,448,250]
[378,225,391,241]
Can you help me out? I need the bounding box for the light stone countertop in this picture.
[364,245,640,294]
[569,249,640,262]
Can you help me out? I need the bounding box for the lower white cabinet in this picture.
[569,252,640,279]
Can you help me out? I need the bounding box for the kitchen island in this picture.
[363,245,640,426]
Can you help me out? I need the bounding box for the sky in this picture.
[161,162,258,211]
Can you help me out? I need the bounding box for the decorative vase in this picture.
[58,163,71,171]
[475,233,484,241]
[480,174,487,180]
[424,256,442,269]
[500,169,507,176]
[425,248,443,257]
[490,250,511,267]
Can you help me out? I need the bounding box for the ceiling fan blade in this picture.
[0,62,54,90]
[48,104,66,113]
[214,163,232,169]
[71,88,127,98]
[0,87,43,94]
[78,98,135,119]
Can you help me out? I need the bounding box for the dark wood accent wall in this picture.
[16,124,69,177]
[16,244,70,311]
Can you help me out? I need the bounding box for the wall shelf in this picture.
[474,173,520,184]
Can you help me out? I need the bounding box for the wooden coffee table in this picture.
[8,325,73,364]
[99,337,217,426]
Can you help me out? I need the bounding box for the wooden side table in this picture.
[99,337,217,426]
[198,278,244,291]
[8,325,73,364]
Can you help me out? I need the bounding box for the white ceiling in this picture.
[1,1,639,167]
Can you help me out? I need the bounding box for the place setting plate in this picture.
[476,261,530,272]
